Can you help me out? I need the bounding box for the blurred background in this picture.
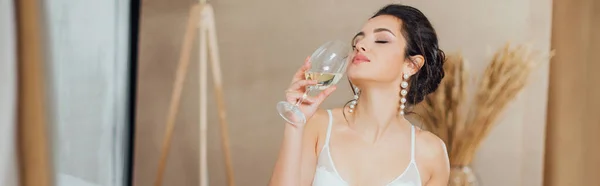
[1,0,598,186]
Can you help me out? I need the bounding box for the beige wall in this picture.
[0,0,18,185]
[133,0,552,186]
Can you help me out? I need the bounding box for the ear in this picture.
[403,55,425,76]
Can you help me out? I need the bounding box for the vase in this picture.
[449,165,480,186]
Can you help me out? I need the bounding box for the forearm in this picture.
[269,124,305,186]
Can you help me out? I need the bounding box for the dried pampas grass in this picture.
[418,53,468,155]
[416,43,553,167]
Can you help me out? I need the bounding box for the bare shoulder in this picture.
[414,128,450,168]
[414,129,447,158]
[304,108,335,154]
[414,128,450,183]
[304,108,330,132]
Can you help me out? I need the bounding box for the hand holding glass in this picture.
[277,40,350,126]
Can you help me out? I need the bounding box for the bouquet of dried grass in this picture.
[415,43,552,185]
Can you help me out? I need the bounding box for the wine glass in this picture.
[276,40,350,125]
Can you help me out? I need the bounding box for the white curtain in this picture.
[0,0,19,185]
[42,0,132,186]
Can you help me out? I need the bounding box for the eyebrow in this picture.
[374,28,395,36]
[352,28,396,41]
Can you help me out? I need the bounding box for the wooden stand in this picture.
[153,2,235,186]
[16,0,53,185]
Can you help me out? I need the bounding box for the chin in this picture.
[346,69,364,82]
[347,72,375,85]
[347,64,378,79]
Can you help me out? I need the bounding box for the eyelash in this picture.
[351,40,389,49]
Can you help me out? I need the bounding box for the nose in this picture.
[355,42,367,52]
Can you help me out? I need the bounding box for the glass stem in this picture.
[294,86,314,107]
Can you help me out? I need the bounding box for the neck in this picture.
[349,86,408,142]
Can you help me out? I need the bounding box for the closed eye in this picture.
[375,40,389,44]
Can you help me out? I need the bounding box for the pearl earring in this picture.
[400,73,409,115]
[348,86,360,113]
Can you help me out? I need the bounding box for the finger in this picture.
[295,56,311,77]
[303,56,311,66]
[285,91,303,103]
[292,56,311,82]
[313,86,337,104]
[285,91,316,104]
[289,79,317,91]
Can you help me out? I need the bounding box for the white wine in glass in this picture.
[304,72,344,91]
[277,40,350,125]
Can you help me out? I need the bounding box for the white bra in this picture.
[312,110,422,186]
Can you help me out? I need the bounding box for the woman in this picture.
[269,4,450,186]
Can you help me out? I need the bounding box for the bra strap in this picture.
[410,125,416,162]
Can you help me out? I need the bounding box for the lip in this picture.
[352,53,370,64]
